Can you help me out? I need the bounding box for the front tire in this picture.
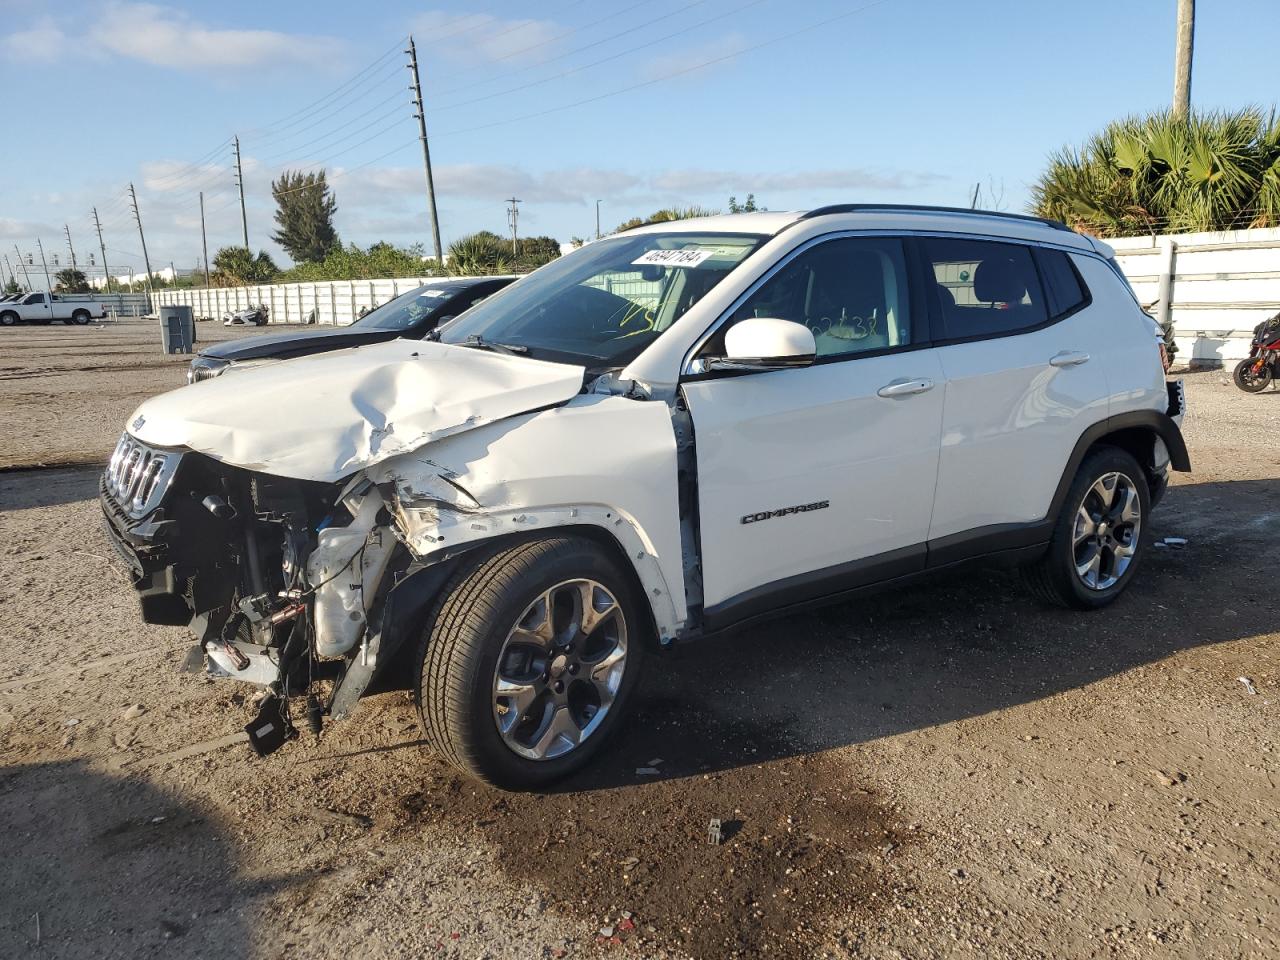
[0,311,17,326]
[1233,357,1273,392]
[1022,446,1150,610]
[415,537,645,789]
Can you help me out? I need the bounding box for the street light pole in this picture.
[596,200,601,240]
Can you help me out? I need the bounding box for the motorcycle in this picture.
[223,304,269,327]
[1232,312,1280,392]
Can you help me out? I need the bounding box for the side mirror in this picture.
[703,317,816,372]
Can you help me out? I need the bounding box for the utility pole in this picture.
[13,244,32,290]
[199,191,211,287]
[406,36,444,265]
[35,238,53,291]
[1173,0,1194,119]
[233,135,249,248]
[506,197,521,258]
[596,200,602,240]
[128,182,155,295]
[92,207,112,294]
[63,224,78,274]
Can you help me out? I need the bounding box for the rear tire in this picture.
[71,309,91,325]
[415,536,646,789]
[1022,446,1150,610]
[1233,358,1273,392]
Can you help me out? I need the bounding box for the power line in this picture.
[436,0,896,139]
[431,0,655,88]
[432,0,710,99]
[252,58,407,146]
[434,0,767,113]
[144,136,235,189]
[252,36,408,132]
[250,40,409,141]
[258,89,410,166]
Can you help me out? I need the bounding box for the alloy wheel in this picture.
[491,578,628,760]
[1072,472,1142,591]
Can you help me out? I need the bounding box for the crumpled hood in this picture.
[128,339,585,482]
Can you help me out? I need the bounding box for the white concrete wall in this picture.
[152,277,446,327]
[1107,227,1280,366]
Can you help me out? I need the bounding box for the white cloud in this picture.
[411,10,561,65]
[3,4,343,70]
[1,17,68,61]
[94,3,343,69]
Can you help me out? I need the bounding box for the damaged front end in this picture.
[100,432,405,754]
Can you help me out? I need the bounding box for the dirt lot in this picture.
[1,322,1277,959]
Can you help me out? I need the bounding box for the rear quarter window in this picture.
[1035,248,1089,317]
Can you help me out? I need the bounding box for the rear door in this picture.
[681,234,945,626]
[918,236,1110,555]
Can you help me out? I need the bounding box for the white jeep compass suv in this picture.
[101,205,1188,788]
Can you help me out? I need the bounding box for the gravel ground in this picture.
[0,322,1277,959]
[0,319,298,470]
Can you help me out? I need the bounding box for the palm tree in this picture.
[1031,108,1280,237]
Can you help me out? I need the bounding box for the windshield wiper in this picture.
[460,334,528,355]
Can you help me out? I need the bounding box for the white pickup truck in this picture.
[0,291,109,326]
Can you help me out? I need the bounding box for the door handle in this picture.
[1049,351,1090,367]
[877,378,934,398]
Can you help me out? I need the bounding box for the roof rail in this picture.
[800,203,1072,232]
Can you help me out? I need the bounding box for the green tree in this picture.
[615,205,719,232]
[3,276,21,295]
[212,246,279,285]
[271,169,339,263]
[54,268,90,293]
[1031,108,1280,236]
[447,231,512,276]
[515,235,561,270]
[276,241,443,282]
[728,194,764,212]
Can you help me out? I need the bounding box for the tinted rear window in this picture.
[922,237,1048,339]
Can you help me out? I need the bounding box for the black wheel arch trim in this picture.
[1047,409,1189,524]
[370,524,661,684]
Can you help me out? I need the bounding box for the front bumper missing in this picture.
[99,476,190,625]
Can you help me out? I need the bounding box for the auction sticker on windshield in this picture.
[632,248,715,268]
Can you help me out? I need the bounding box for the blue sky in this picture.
[2,0,1279,276]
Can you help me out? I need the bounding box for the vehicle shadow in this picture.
[0,760,260,958]
[0,465,103,510]
[556,476,1280,792]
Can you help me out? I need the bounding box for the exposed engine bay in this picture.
[101,435,410,754]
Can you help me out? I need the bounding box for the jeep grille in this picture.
[105,433,182,517]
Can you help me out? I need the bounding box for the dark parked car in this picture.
[187,277,517,382]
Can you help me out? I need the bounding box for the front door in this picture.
[681,235,945,628]
[25,293,51,322]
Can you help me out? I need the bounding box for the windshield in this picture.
[437,232,764,366]
[354,284,461,331]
